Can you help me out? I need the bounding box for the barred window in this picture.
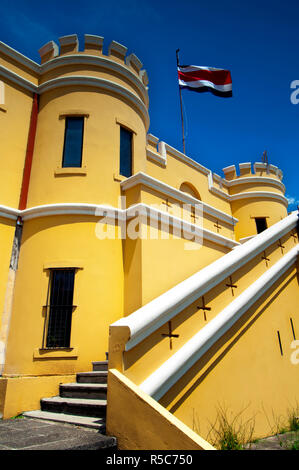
[45,269,75,348]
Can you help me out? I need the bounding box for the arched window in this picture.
[179,182,201,200]
[0,81,4,105]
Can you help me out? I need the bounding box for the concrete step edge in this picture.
[41,397,107,406]
[23,411,106,430]
[60,383,107,389]
[77,371,108,376]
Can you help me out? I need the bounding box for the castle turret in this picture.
[27,34,149,209]
[222,162,288,242]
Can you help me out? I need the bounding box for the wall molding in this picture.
[0,41,40,74]
[40,54,149,107]
[121,172,238,227]
[0,202,239,249]
[230,191,288,207]
[38,76,150,130]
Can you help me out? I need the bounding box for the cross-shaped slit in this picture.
[161,321,179,350]
[214,220,222,233]
[291,231,298,243]
[197,296,211,321]
[261,250,270,267]
[162,198,172,212]
[190,208,198,224]
[277,239,285,254]
[226,276,237,296]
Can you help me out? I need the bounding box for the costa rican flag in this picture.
[178,65,232,97]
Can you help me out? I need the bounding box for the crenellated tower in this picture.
[27,34,149,208]
[222,162,287,242]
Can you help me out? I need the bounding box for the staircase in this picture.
[24,361,109,432]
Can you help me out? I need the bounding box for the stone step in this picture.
[76,371,108,384]
[41,396,107,418]
[60,382,107,400]
[92,361,108,371]
[23,410,106,432]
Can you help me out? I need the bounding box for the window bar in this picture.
[42,272,52,349]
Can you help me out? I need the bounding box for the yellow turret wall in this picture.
[0,34,297,450]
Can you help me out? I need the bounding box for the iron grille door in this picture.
[46,269,75,348]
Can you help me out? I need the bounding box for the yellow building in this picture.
[0,34,298,450]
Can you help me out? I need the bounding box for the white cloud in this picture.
[286,195,299,205]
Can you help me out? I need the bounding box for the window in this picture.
[179,182,201,200]
[45,269,75,348]
[255,217,268,234]
[119,126,133,177]
[62,117,84,167]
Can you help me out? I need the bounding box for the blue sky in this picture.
[1,0,299,209]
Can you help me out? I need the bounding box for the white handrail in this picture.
[140,245,299,399]
[112,211,298,351]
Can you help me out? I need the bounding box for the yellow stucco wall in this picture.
[106,368,215,450]
[232,199,288,241]
[0,219,15,327]
[3,215,124,376]
[26,87,147,208]
[0,81,32,208]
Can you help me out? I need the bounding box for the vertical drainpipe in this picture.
[0,92,39,375]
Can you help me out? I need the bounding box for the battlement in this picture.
[222,162,283,181]
[38,34,148,87]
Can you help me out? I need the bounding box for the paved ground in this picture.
[0,417,117,450]
[247,431,299,450]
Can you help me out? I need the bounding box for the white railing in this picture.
[139,244,299,399]
[111,211,298,351]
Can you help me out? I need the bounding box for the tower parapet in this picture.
[38,34,148,88]
[222,162,283,182]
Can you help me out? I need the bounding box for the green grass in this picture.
[288,439,299,450]
[10,414,24,419]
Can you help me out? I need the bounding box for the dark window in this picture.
[45,269,75,348]
[62,117,84,167]
[255,217,267,234]
[119,126,133,177]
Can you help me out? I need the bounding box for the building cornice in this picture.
[230,191,288,207]
[0,41,40,74]
[0,65,37,92]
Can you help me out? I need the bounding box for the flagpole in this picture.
[176,49,186,155]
